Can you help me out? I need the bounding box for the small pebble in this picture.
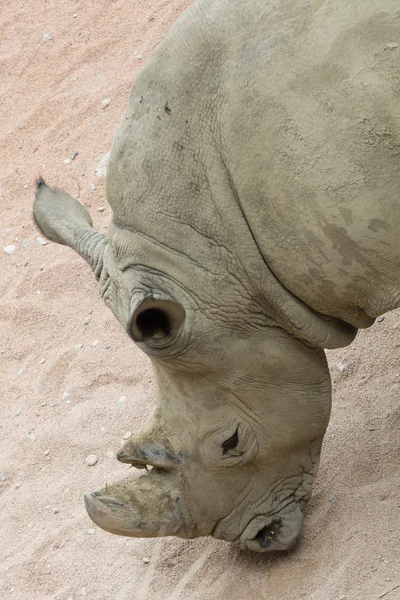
[71,151,79,160]
[9,588,15,594]
[89,183,97,191]
[329,494,335,502]
[50,403,56,407]
[13,408,21,417]
[335,362,347,373]
[84,317,91,325]
[23,184,28,189]
[75,343,83,350]
[73,13,78,17]
[41,402,47,406]
[53,507,59,514]
[102,98,111,108]
[39,266,44,271]
[63,158,71,164]
[105,345,111,350]
[4,245,16,255]
[97,206,105,212]
[118,395,127,405]
[136,55,143,60]
[106,451,114,459]
[36,290,41,294]
[27,432,36,442]
[40,358,46,364]
[19,123,25,129]
[43,32,52,40]
[122,431,132,440]
[376,315,385,323]
[91,340,100,347]
[36,237,48,246]
[62,391,70,400]
[87,528,96,535]
[86,454,98,466]
[22,239,30,248]
[0,473,6,482]
[44,450,50,456]
[142,557,150,564]
[17,368,23,376]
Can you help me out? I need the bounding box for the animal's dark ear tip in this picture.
[36,176,46,191]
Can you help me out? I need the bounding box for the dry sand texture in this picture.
[1,1,400,598]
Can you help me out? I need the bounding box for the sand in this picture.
[1,1,400,598]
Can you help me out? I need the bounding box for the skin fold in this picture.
[33,0,400,551]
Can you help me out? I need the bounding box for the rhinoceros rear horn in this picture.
[33,179,107,279]
[84,470,193,539]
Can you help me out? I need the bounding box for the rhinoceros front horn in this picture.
[33,179,107,279]
[84,470,192,539]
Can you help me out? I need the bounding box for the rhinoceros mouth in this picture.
[234,503,304,552]
[212,501,304,552]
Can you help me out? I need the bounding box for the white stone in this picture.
[89,183,97,191]
[97,207,105,212]
[102,98,111,108]
[95,151,110,177]
[142,557,150,564]
[86,454,98,466]
[118,395,128,405]
[91,340,100,347]
[63,158,71,164]
[122,431,132,440]
[4,245,16,255]
[43,32,52,40]
[36,237,48,246]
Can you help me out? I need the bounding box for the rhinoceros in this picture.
[33,0,400,552]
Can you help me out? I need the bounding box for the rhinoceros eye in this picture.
[222,427,239,455]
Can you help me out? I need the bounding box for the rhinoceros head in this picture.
[33,179,333,552]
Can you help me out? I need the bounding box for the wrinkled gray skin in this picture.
[33,0,400,552]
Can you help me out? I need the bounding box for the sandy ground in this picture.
[1,1,400,599]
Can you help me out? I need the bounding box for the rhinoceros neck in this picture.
[106,0,400,347]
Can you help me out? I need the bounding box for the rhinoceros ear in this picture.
[130,297,185,345]
[33,179,107,279]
